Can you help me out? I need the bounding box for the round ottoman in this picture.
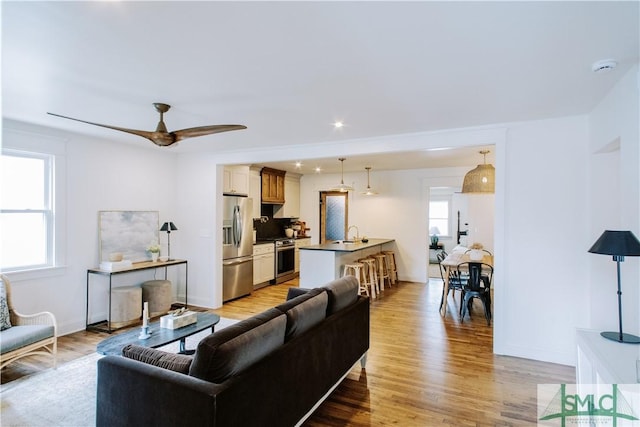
[142,280,173,317]
[110,285,142,329]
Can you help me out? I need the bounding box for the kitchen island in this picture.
[298,238,395,287]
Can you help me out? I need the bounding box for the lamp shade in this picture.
[461,150,495,194]
[360,166,378,195]
[588,230,640,256]
[461,164,495,194]
[330,158,354,192]
[429,227,441,235]
[160,222,178,232]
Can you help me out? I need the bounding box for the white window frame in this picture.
[1,126,67,280]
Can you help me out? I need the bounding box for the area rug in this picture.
[0,317,239,427]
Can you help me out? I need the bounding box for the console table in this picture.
[429,242,444,263]
[576,328,639,384]
[86,259,188,333]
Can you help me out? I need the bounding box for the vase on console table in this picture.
[151,252,159,262]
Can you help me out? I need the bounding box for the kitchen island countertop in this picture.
[300,238,394,253]
[298,238,395,288]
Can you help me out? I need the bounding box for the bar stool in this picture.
[383,250,398,285]
[364,256,382,294]
[374,254,391,290]
[343,263,368,297]
[358,258,378,299]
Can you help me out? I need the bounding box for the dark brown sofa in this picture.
[96,276,370,427]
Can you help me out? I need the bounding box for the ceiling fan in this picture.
[47,103,246,147]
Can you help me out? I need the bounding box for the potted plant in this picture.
[147,241,161,262]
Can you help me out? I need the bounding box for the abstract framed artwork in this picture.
[99,211,159,263]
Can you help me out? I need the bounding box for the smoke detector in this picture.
[592,59,617,73]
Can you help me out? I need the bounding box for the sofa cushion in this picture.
[189,308,286,383]
[122,344,193,374]
[0,325,54,354]
[322,276,359,315]
[0,278,11,331]
[275,288,328,340]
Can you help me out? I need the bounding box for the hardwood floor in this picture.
[0,278,574,425]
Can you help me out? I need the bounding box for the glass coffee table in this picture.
[97,312,220,356]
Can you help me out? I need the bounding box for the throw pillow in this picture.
[122,344,192,374]
[286,287,310,300]
[0,278,11,331]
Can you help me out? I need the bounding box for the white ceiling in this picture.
[2,1,638,174]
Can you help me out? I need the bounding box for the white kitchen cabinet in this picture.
[294,237,311,273]
[249,166,261,219]
[253,243,275,286]
[274,173,301,218]
[223,165,249,196]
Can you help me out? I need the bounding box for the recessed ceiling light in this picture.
[333,121,344,129]
[295,161,302,169]
[315,166,322,173]
[592,59,617,73]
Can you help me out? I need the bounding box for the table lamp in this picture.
[588,230,640,344]
[429,227,441,246]
[160,221,178,260]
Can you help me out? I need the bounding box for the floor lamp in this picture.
[160,221,178,260]
[588,230,640,344]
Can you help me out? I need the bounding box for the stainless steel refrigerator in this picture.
[222,195,254,302]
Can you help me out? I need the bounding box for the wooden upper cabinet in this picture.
[261,167,286,204]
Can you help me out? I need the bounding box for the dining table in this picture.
[439,252,494,316]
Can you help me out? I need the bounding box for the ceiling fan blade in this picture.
[172,124,247,142]
[48,106,246,147]
[47,112,155,141]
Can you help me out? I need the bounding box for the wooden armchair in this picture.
[0,274,57,370]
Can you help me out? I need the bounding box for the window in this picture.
[429,198,450,238]
[1,150,54,271]
[1,126,66,278]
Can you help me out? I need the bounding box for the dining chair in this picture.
[457,262,493,325]
[437,251,466,311]
[464,248,493,256]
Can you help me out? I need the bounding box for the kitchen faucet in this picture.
[348,225,359,241]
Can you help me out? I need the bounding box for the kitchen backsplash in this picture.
[254,217,294,239]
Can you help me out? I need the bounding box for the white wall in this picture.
[465,195,495,251]
[174,154,222,309]
[587,64,640,334]
[3,119,180,334]
[492,115,591,365]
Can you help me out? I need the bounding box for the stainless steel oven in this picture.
[275,239,296,284]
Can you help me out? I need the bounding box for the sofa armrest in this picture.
[97,355,226,427]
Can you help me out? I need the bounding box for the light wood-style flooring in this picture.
[1,278,574,425]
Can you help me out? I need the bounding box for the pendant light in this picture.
[361,166,378,195]
[330,158,354,192]
[461,150,495,194]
